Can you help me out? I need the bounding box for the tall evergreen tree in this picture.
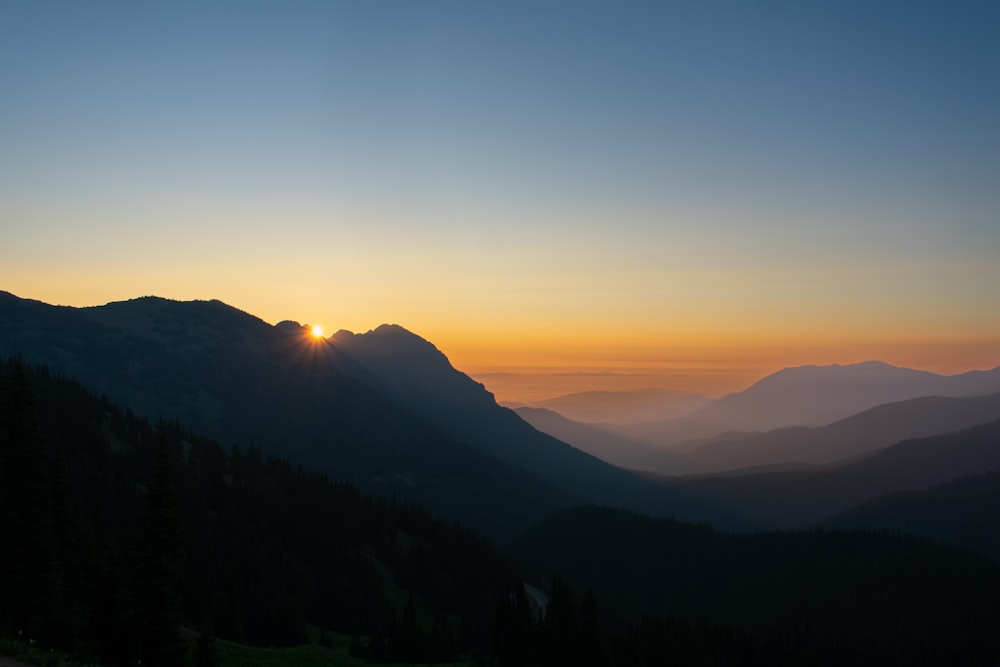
[37,456,85,649]
[131,428,187,666]
[0,358,49,636]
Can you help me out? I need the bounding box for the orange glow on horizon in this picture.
[3,284,996,403]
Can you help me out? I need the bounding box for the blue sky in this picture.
[2,1,998,390]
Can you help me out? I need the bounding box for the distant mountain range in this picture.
[522,361,1000,473]
[690,360,1000,431]
[0,291,728,538]
[515,388,711,424]
[635,392,1000,473]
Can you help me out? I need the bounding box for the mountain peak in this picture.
[335,323,445,364]
[371,323,412,335]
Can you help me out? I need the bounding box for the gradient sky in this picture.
[2,1,999,399]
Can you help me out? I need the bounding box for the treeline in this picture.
[511,506,1000,665]
[492,575,996,667]
[0,358,516,665]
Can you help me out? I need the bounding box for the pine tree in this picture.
[0,358,49,635]
[131,428,187,666]
[193,628,218,667]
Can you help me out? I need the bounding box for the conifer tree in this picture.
[132,427,187,666]
[0,358,49,635]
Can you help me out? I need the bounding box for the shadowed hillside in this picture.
[0,293,579,539]
[511,505,1000,662]
[0,292,733,537]
[828,471,1000,561]
[329,324,734,525]
[515,406,681,469]
[0,357,521,664]
[657,418,1000,528]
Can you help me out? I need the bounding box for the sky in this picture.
[2,1,999,400]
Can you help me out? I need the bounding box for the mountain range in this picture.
[638,392,1000,473]
[0,291,728,538]
[691,360,1000,429]
[519,362,1000,474]
[7,290,1000,663]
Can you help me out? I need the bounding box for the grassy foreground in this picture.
[214,629,476,667]
[1,632,475,667]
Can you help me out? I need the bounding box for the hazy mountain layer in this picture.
[514,406,666,468]
[690,360,1000,431]
[634,393,1000,474]
[657,418,1000,528]
[601,361,1000,453]
[521,388,710,424]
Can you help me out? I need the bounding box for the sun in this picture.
[311,325,324,339]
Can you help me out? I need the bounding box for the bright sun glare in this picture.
[311,325,324,339]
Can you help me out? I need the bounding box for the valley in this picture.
[3,292,1000,665]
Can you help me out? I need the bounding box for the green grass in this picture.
[2,631,477,667]
[215,632,477,667]
[215,639,357,667]
[0,636,102,667]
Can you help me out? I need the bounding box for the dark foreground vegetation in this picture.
[0,358,513,665]
[4,356,1000,665]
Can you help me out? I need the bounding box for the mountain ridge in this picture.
[329,322,731,525]
[0,291,732,536]
[597,360,1000,451]
[631,392,1000,474]
[0,292,579,538]
[658,417,1000,528]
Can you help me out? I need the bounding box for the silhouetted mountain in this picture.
[639,393,1000,473]
[658,418,1000,528]
[330,325,730,525]
[511,505,1000,661]
[514,406,671,468]
[0,292,732,536]
[828,471,1000,562]
[691,360,1000,431]
[522,388,710,424]
[0,292,577,539]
